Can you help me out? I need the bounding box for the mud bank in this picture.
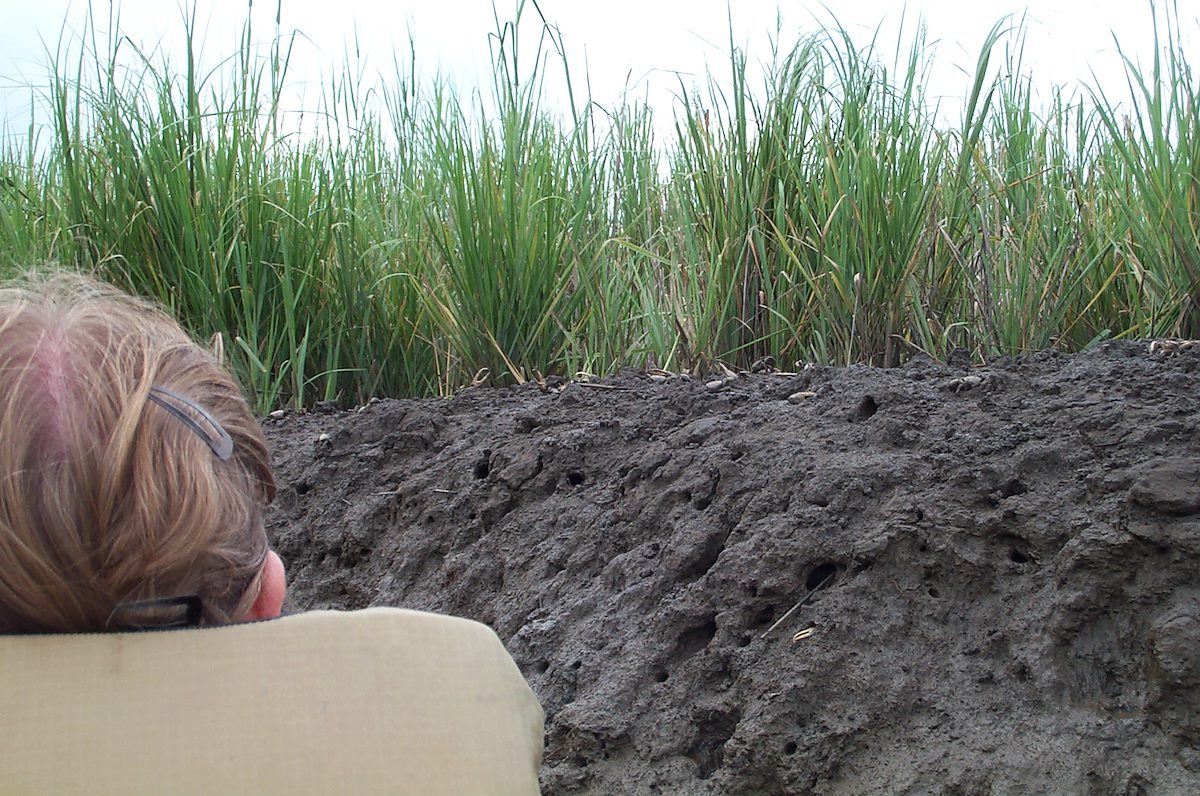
[266,342,1200,794]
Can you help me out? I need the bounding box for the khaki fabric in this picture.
[0,607,544,795]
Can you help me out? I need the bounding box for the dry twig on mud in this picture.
[761,570,836,640]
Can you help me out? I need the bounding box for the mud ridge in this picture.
[267,342,1200,794]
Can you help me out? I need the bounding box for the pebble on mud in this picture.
[787,391,817,403]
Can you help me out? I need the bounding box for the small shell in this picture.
[946,374,984,393]
[787,391,817,404]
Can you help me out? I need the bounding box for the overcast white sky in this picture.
[1,1,1196,142]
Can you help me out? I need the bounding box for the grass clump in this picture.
[1,2,1197,410]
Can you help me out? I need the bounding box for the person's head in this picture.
[0,271,284,633]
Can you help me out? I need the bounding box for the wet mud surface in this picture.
[266,342,1200,794]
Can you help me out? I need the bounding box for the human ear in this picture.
[243,549,286,621]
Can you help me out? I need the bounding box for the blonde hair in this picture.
[0,272,276,633]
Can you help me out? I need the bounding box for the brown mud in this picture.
[266,342,1200,795]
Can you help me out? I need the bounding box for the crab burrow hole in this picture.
[473,450,492,479]
[851,395,878,421]
[805,561,840,591]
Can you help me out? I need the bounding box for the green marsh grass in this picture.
[1,2,1198,410]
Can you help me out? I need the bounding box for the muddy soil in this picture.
[265,342,1200,795]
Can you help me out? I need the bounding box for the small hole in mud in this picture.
[918,542,928,553]
[293,481,311,496]
[1001,479,1027,498]
[535,660,549,673]
[915,507,925,521]
[853,395,878,421]
[654,670,669,683]
[806,562,838,591]
[570,660,582,671]
[928,587,941,598]
[731,449,745,460]
[566,470,585,486]
[473,452,491,479]
[1010,547,1030,564]
[784,741,798,756]
[677,618,719,658]
[736,635,752,648]
[751,604,778,628]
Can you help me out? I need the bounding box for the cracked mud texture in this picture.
[265,342,1200,795]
